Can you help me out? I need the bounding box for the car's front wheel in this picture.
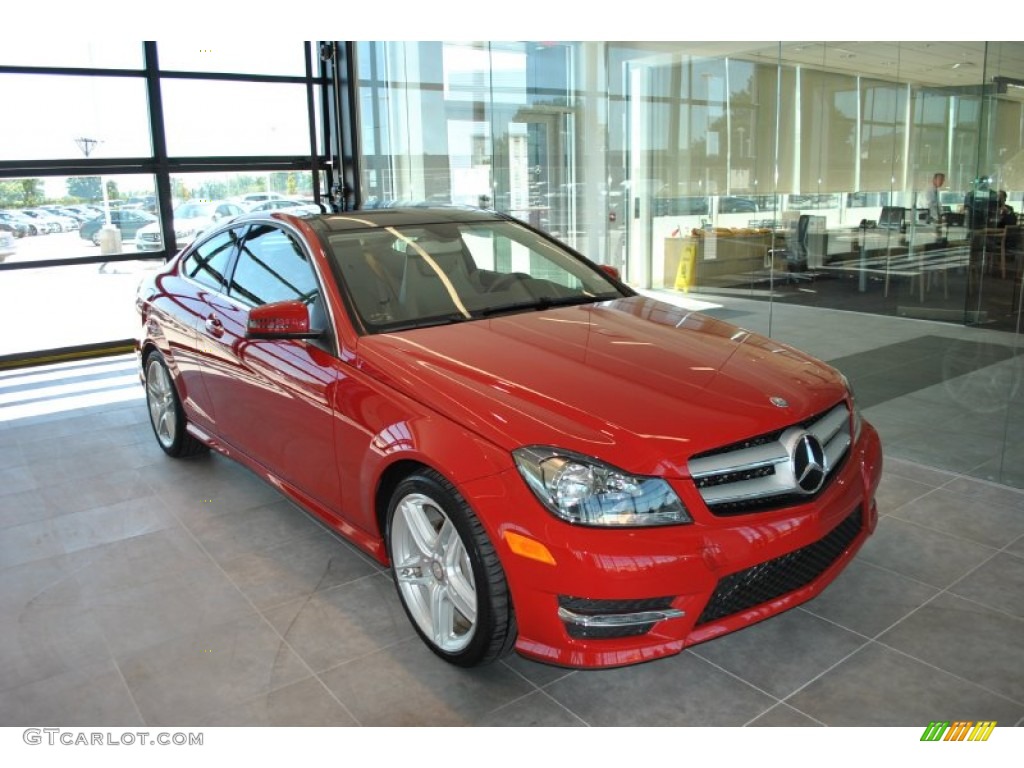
[386,469,516,667]
[144,352,208,458]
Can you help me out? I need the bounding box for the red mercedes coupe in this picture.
[136,207,882,669]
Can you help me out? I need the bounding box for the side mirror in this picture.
[247,300,321,339]
[599,264,621,281]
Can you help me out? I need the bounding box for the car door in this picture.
[173,227,244,431]
[197,222,342,509]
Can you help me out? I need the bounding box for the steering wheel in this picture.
[486,272,530,293]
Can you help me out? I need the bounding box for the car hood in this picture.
[355,296,848,477]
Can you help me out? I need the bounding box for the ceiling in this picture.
[618,41,1024,93]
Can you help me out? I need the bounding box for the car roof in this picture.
[299,206,506,234]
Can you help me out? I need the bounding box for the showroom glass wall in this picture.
[0,42,325,361]
[355,41,1024,487]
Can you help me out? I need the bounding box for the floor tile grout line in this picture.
[477,685,591,727]
[837,556,952,594]
[740,700,829,728]
[839,536,1024,708]
[796,553,1024,710]
[145,456,539,726]
[498,658,574,692]
[534,686,592,727]
[869,637,1024,709]
[872,510,1006,553]
[934,547,1024,623]
[106,639,149,727]
[685,647,789,712]
[151,493,367,727]
[769,637,908,716]
[495,660,591,725]
[885,459,1024,500]
[0,561,149,725]
[808,543,1020,646]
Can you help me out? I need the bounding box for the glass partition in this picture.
[353,40,1024,488]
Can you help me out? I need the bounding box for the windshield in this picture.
[325,220,626,333]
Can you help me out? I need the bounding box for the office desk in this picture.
[818,243,970,301]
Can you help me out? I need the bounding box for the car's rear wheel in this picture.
[386,469,516,667]
[144,352,208,458]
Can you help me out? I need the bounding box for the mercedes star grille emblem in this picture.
[793,433,827,494]
[770,396,789,408]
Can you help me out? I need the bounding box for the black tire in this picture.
[386,469,516,667]
[143,351,209,458]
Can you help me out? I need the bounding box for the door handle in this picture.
[204,315,225,338]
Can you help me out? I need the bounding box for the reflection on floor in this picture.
[1,335,1023,726]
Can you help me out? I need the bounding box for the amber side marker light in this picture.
[504,531,557,565]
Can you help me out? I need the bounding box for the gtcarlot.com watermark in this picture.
[23,728,203,747]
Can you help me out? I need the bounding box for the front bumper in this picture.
[462,422,883,668]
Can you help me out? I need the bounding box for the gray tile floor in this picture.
[2,306,1024,726]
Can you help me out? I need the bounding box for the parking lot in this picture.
[2,230,150,263]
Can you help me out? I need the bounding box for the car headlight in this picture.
[512,446,692,527]
[840,374,863,442]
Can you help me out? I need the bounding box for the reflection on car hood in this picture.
[357,295,846,476]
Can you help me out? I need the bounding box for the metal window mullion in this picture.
[319,42,362,211]
[145,41,177,258]
[304,42,323,208]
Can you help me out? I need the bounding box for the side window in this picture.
[180,229,238,291]
[228,225,319,307]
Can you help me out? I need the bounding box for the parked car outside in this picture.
[134,200,244,252]
[235,192,282,209]
[0,210,45,236]
[718,196,759,214]
[0,212,30,238]
[0,224,16,261]
[136,207,882,669]
[17,208,61,233]
[26,208,78,232]
[79,209,158,245]
[247,198,323,215]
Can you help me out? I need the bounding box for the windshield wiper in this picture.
[478,294,612,317]
[379,312,471,332]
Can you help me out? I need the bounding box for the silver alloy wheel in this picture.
[145,358,177,450]
[391,492,477,653]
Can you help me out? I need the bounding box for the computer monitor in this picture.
[878,206,906,231]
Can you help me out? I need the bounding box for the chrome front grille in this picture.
[689,402,852,515]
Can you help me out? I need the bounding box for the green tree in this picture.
[19,179,44,206]
[0,181,23,207]
[106,179,119,201]
[173,179,191,203]
[67,177,103,201]
[198,181,228,201]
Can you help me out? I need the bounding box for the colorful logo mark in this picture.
[920,721,997,742]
